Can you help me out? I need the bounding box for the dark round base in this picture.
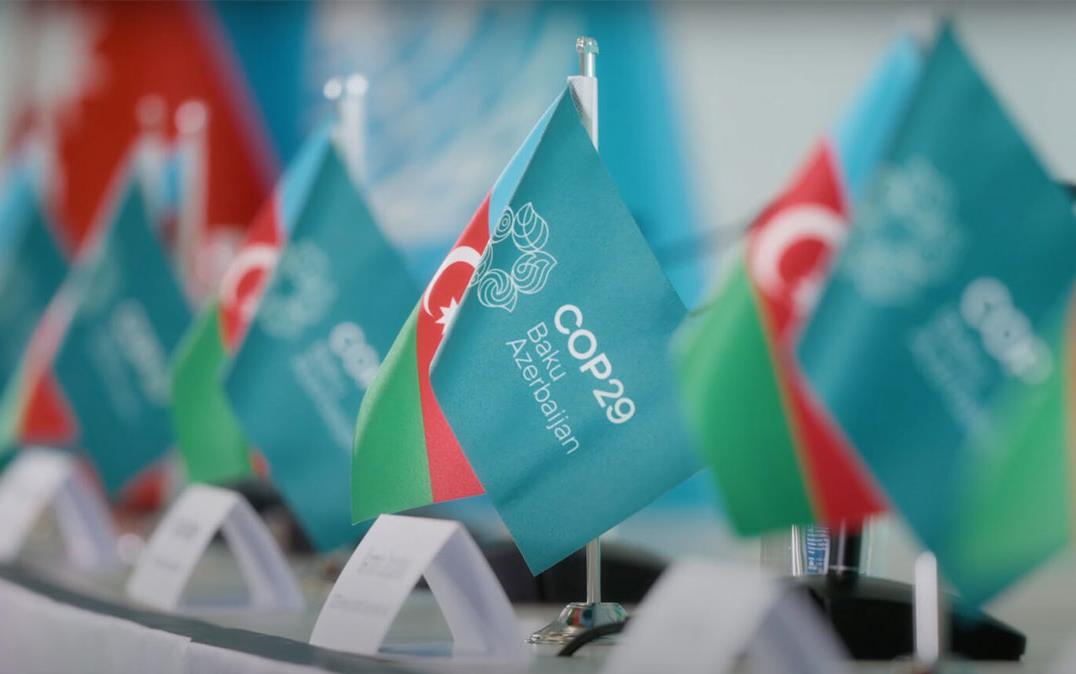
[792,573,1025,661]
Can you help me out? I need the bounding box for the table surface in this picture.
[11,526,1076,674]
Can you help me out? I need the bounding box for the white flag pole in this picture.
[174,100,210,303]
[134,96,168,232]
[914,551,946,672]
[325,73,369,188]
[527,36,628,647]
[576,35,602,608]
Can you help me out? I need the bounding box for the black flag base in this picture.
[792,570,1026,661]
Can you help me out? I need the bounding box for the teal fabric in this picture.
[54,181,191,494]
[225,143,417,552]
[0,166,66,392]
[432,89,699,574]
[798,28,1076,603]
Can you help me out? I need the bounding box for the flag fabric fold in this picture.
[798,27,1076,603]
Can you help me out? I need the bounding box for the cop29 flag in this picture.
[225,141,417,551]
[675,36,923,535]
[798,27,1076,603]
[349,85,569,523]
[53,174,191,494]
[430,82,699,573]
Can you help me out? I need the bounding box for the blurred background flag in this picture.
[225,135,417,552]
[430,82,699,573]
[797,27,1076,604]
[52,165,191,495]
[3,1,277,455]
[5,2,275,254]
[170,126,335,485]
[0,155,66,397]
[216,3,703,305]
[674,35,924,535]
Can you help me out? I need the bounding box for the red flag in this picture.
[33,1,275,249]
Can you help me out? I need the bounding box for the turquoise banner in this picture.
[226,141,418,551]
[432,88,699,573]
[54,180,191,494]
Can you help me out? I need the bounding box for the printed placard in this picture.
[126,484,302,611]
[602,560,850,674]
[310,514,527,662]
[0,447,117,569]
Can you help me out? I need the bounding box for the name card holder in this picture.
[601,559,851,674]
[0,447,117,570]
[310,514,528,663]
[126,483,303,612]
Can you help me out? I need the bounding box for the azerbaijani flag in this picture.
[349,86,566,522]
[171,127,331,483]
[798,27,1076,603]
[675,35,923,535]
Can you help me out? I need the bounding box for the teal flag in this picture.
[53,179,191,494]
[431,86,699,573]
[797,28,1076,603]
[225,141,418,551]
[0,163,66,392]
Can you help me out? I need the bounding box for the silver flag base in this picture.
[527,601,628,645]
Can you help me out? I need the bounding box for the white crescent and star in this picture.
[422,245,483,333]
[218,243,280,322]
[750,204,845,316]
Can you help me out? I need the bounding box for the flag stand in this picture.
[913,551,944,673]
[791,521,1024,660]
[527,35,628,646]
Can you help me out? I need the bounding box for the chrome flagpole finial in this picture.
[324,73,369,188]
[323,76,343,102]
[576,36,599,79]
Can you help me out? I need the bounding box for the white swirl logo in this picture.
[842,158,962,306]
[473,203,557,312]
[257,241,337,339]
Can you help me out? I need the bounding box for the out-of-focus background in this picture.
[2,0,1074,579]
[4,2,1074,305]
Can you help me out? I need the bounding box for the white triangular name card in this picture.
[0,447,118,570]
[601,559,851,674]
[126,484,303,612]
[310,514,528,663]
